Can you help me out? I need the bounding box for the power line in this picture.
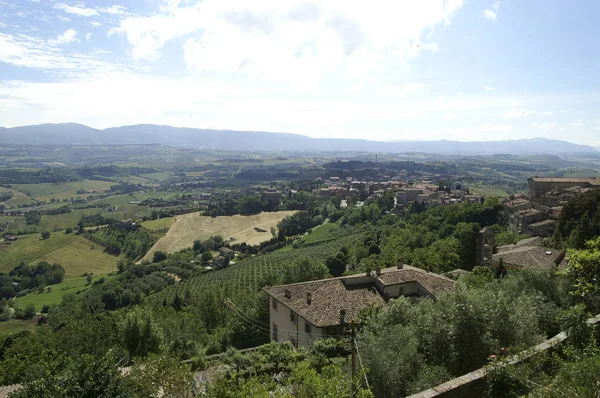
[353,337,371,393]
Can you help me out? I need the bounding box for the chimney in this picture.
[366,267,371,276]
[284,289,291,299]
[340,309,346,325]
[375,266,381,276]
[397,262,404,270]
[306,292,312,305]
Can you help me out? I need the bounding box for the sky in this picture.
[1,0,600,145]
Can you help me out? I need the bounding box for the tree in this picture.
[40,231,50,240]
[122,308,163,359]
[129,353,196,398]
[562,237,600,301]
[23,304,36,320]
[153,251,167,263]
[201,251,213,265]
[325,256,346,277]
[10,353,132,398]
[283,258,329,284]
[65,227,73,234]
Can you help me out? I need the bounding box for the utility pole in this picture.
[225,299,229,349]
[351,327,357,393]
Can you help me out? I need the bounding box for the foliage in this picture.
[555,189,600,248]
[10,353,131,398]
[358,269,569,396]
[85,223,161,260]
[562,237,600,307]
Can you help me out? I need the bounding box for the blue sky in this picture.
[1,0,599,145]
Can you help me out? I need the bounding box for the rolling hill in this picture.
[0,123,596,155]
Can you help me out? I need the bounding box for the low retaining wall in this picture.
[407,314,600,398]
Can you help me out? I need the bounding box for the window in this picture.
[272,298,278,311]
[305,322,311,334]
[273,323,278,341]
[290,311,296,324]
[398,286,405,295]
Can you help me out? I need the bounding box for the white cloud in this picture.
[85,32,92,41]
[480,123,512,132]
[50,29,78,45]
[530,122,557,130]
[543,111,553,115]
[484,10,497,20]
[112,0,465,76]
[504,107,535,119]
[54,3,99,17]
[484,85,495,91]
[90,21,101,28]
[0,32,134,76]
[404,83,425,92]
[570,119,585,127]
[100,5,127,15]
[443,113,458,121]
[491,0,501,11]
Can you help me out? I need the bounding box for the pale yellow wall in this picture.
[384,282,419,298]
[269,296,324,347]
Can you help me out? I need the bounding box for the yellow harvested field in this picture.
[142,211,296,261]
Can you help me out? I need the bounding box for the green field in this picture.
[470,185,510,197]
[0,319,38,336]
[0,186,34,207]
[31,236,118,277]
[140,171,172,182]
[0,233,78,273]
[38,208,103,232]
[14,274,108,311]
[11,180,115,202]
[302,221,338,244]
[142,217,176,230]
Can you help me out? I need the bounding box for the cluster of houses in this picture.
[262,176,600,347]
[500,177,600,238]
[314,176,484,210]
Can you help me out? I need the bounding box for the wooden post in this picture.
[351,327,357,393]
[225,299,229,349]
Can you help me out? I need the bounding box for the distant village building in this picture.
[476,227,495,267]
[528,177,600,198]
[261,189,282,207]
[396,188,422,205]
[219,247,234,258]
[527,219,558,237]
[263,264,456,347]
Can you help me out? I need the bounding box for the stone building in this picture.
[528,177,600,198]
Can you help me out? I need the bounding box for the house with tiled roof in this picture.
[262,264,456,347]
[492,237,566,270]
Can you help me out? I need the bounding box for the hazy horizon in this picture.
[1,1,600,145]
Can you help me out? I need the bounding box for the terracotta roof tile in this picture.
[263,266,456,327]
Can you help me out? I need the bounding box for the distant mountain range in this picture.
[0,123,597,156]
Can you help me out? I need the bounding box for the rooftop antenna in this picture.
[375,154,378,163]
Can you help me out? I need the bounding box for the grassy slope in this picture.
[32,237,118,277]
[14,274,108,311]
[302,221,338,244]
[0,233,117,276]
[0,319,38,336]
[142,211,297,261]
[0,233,78,273]
[142,217,176,230]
